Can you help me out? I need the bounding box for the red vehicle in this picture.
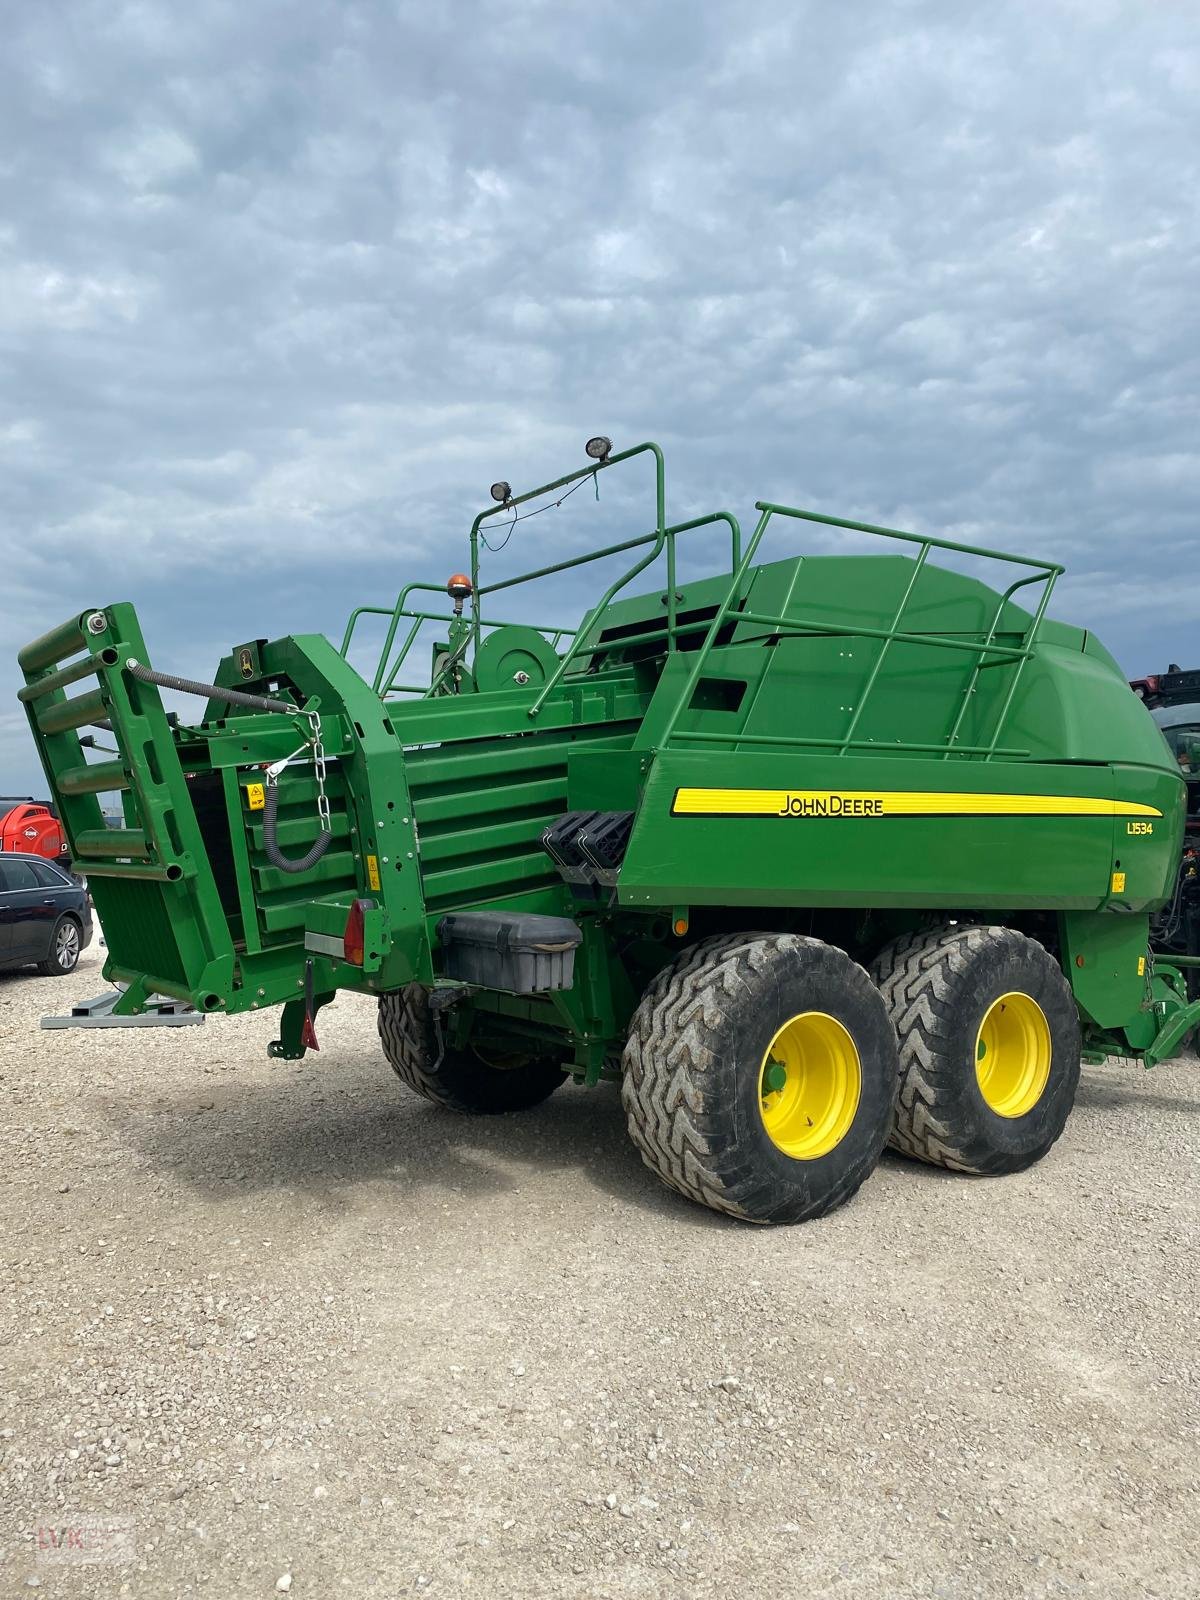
[0,797,68,863]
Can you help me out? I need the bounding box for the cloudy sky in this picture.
[2,0,1197,792]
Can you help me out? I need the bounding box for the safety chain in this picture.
[310,711,331,833]
[266,711,331,833]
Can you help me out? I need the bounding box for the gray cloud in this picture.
[2,0,1197,788]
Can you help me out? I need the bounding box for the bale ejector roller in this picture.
[17,439,1199,1223]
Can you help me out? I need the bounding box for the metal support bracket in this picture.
[41,990,205,1030]
[1143,996,1200,1068]
[268,989,335,1061]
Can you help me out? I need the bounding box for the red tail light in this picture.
[343,898,370,966]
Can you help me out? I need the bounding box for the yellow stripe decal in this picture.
[671,788,1163,820]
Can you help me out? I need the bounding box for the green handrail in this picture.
[342,583,576,697]
[944,570,1056,759]
[468,441,667,664]
[659,502,1063,757]
[342,583,449,692]
[734,610,1033,660]
[523,511,744,720]
[345,445,669,697]
[383,611,575,698]
[658,504,769,751]
[344,445,749,707]
[756,504,1063,574]
[838,546,929,753]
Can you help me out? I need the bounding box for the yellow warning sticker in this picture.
[1111,871,1127,894]
[246,782,265,811]
[1137,956,1146,976]
[366,854,381,891]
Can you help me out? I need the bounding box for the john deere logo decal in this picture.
[777,793,883,816]
[671,788,1162,820]
[238,648,255,679]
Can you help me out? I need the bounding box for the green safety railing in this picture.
[470,442,669,664]
[354,442,742,714]
[516,509,743,719]
[341,445,1061,754]
[658,502,1064,761]
[341,583,575,697]
[343,446,674,699]
[470,443,740,717]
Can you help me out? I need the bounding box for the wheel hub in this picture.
[975,991,1051,1118]
[758,1011,861,1160]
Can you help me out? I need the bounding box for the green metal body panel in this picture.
[15,444,1198,1073]
[1057,910,1153,1029]
[619,751,1180,913]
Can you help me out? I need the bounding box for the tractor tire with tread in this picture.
[378,986,568,1114]
[870,923,1081,1174]
[621,932,898,1224]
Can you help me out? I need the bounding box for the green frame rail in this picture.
[658,502,1063,760]
[16,605,256,1006]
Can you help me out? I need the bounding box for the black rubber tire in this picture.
[36,915,82,977]
[621,933,899,1224]
[870,924,1081,1175]
[377,986,568,1114]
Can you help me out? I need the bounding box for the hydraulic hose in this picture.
[262,781,333,874]
[125,659,297,716]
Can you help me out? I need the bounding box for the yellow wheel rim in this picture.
[758,1011,861,1160]
[975,991,1051,1118]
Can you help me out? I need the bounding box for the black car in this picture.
[0,852,93,975]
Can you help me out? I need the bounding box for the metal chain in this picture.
[310,711,331,832]
[264,712,331,835]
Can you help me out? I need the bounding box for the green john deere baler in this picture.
[17,439,1199,1224]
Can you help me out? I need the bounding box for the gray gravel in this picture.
[2,944,1197,1597]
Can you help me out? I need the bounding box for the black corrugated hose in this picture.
[125,658,332,875]
[262,781,333,873]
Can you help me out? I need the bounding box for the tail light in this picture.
[343,898,371,966]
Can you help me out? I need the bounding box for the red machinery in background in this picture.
[0,797,68,862]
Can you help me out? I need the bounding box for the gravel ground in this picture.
[1,942,1197,1599]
